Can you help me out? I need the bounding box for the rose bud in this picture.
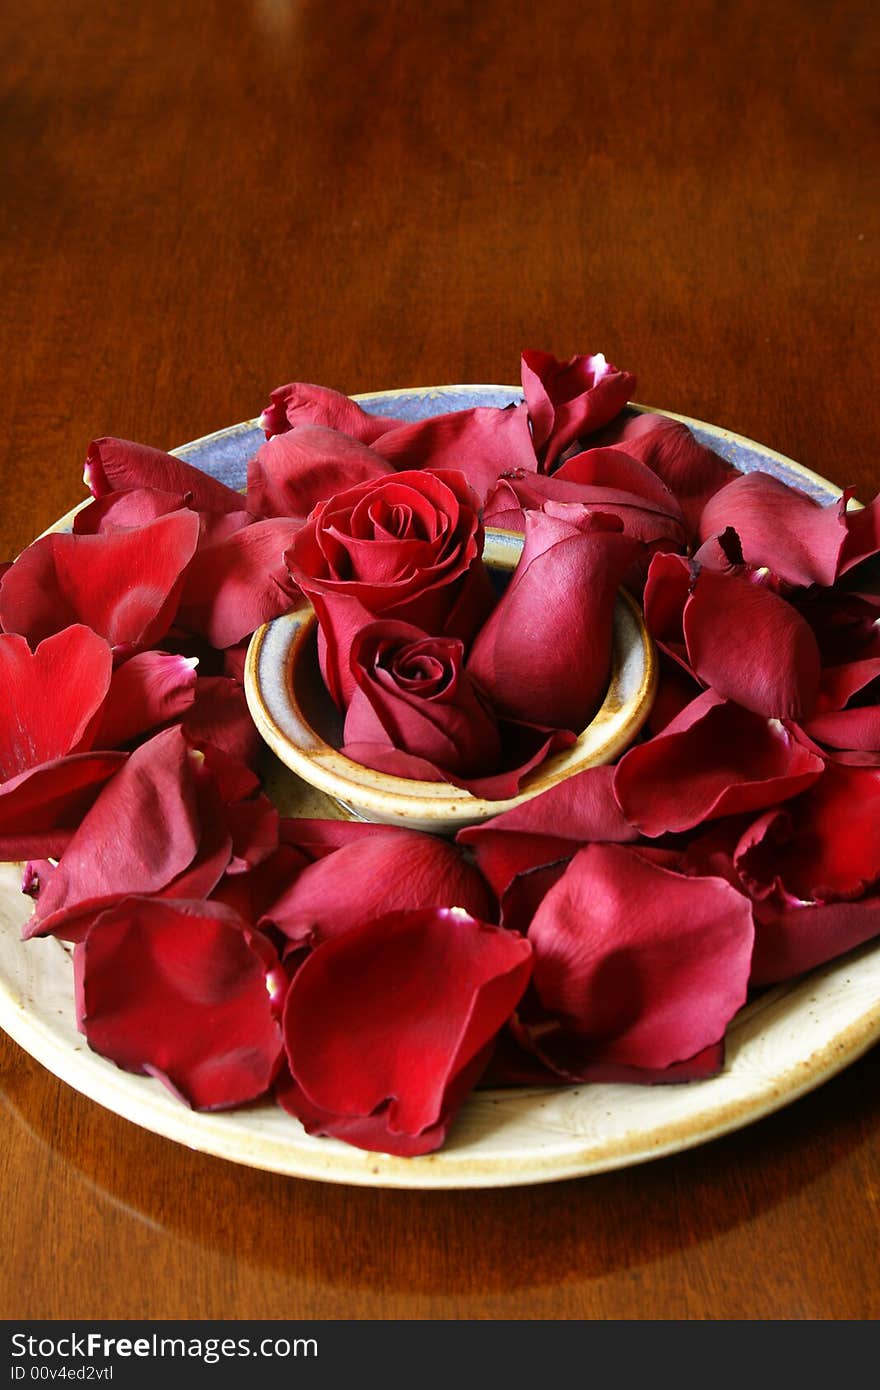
[285,468,492,706]
[342,620,503,784]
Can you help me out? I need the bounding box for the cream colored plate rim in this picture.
[0,393,875,1189]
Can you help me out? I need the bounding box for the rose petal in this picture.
[247,425,394,520]
[87,651,198,749]
[260,381,401,443]
[520,350,635,468]
[75,897,283,1109]
[734,763,880,903]
[613,691,825,835]
[25,726,203,941]
[457,763,637,899]
[262,826,496,943]
[0,626,113,777]
[698,472,848,588]
[0,511,200,648]
[750,894,880,985]
[683,568,821,718]
[177,517,300,648]
[525,843,754,1068]
[73,488,187,534]
[0,751,126,860]
[370,405,537,502]
[182,675,263,768]
[588,412,738,533]
[84,437,244,513]
[279,907,531,1153]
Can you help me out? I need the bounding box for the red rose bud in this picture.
[342,620,502,782]
[466,506,642,733]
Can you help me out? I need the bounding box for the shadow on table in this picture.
[3,1037,879,1300]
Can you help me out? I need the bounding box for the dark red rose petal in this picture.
[750,894,880,985]
[683,568,821,719]
[177,518,300,648]
[280,907,531,1153]
[73,488,188,535]
[734,763,880,903]
[508,1013,726,1085]
[587,412,738,533]
[370,405,538,502]
[260,381,401,444]
[247,425,394,521]
[0,626,112,778]
[613,691,825,835]
[87,651,198,749]
[0,511,201,648]
[75,897,283,1110]
[25,726,202,941]
[698,472,848,588]
[526,843,753,1068]
[0,751,126,860]
[520,350,635,468]
[838,494,880,577]
[84,437,244,514]
[457,763,637,899]
[262,827,496,944]
[182,675,263,769]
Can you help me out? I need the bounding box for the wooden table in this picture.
[2,0,878,1321]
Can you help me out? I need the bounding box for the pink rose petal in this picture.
[370,405,537,502]
[698,472,848,588]
[521,350,635,468]
[247,425,394,521]
[87,651,198,749]
[177,517,300,648]
[84,437,244,513]
[260,381,401,443]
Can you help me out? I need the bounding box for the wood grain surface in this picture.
[1,0,878,1320]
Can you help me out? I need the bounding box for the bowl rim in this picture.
[245,527,658,825]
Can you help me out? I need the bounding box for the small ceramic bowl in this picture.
[244,528,657,834]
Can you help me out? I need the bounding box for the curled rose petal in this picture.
[260,381,401,444]
[613,691,825,835]
[682,568,821,719]
[698,472,849,588]
[177,518,300,648]
[87,651,198,749]
[246,426,394,521]
[75,897,283,1109]
[0,511,200,648]
[286,468,489,707]
[0,626,113,777]
[370,405,537,503]
[524,844,754,1068]
[84,437,244,513]
[261,826,496,944]
[734,763,880,904]
[520,350,635,469]
[279,907,531,1155]
[25,726,203,941]
[466,508,641,731]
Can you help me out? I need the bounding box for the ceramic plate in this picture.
[1,386,878,1189]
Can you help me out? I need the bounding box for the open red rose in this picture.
[285,468,491,706]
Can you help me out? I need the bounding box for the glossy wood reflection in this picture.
[1,0,878,1320]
